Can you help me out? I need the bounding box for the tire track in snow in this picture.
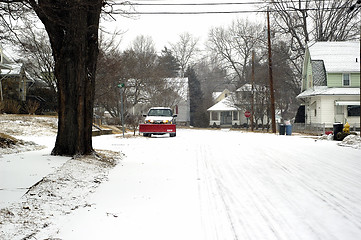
[256,146,361,239]
[266,148,361,231]
[196,144,240,240]
[197,141,299,240]
[214,148,301,240]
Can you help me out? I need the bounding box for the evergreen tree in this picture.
[158,47,180,78]
[186,67,208,127]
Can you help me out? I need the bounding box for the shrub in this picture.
[3,99,21,114]
[25,100,40,115]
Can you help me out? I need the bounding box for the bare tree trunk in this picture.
[30,0,103,156]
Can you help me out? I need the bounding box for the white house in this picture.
[297,41,360,129]
[207,96,242,127]
[166,77,190,126]
[0,45,32,102]
[207,84,271,128]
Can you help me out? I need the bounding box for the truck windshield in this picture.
[148,109,173,116]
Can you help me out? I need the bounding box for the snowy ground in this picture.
[1,115,361,240]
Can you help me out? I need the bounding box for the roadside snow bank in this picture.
[0,150,122,240]
[338,135,361,149]
[317,133,361,150]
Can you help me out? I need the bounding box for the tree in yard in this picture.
[170,32,199,77]
[0,0,104,156]
[158,47,180,78]
[120,35,164,109]
[15,20,57,98]
[185,66,208,127]
[35,1,103,156]
[208,18,265,88]
[193,57,229,104]
[94,33,123,120]
[267,0,359,75]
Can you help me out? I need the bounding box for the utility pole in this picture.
[117,83,125,138]
[251,50,255,132]
[267,9,277,133]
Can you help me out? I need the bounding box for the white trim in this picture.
[335,101,360,106]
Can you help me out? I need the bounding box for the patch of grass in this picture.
[0,133,18,148]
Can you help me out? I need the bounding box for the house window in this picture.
[233,111,238,120]
[347,105,360,117]
[343,73,350,86]
[211,111,219,120]
[314,109,317,117]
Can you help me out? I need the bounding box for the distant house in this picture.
[166,77,190,126]
[0,46,33,102]
[297,42,360,129]
[207,95,239,127]
[212,89,231,104]
[207,85,270,128]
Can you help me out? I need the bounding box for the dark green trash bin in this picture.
[333,123,343,140]
[279,124,285,135]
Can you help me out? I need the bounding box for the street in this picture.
[55,129,361,240]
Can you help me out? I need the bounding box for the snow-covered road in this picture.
[53,129,361,240]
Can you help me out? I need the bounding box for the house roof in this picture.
[207,96,238,111]
[308,41,360,73]
[297,86,360,98]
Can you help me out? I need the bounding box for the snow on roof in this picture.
[236,83,266,92]
[297,86,360,98]
[212,92,222,100]
[207,96,238,111]
[308,41,360,73]
[236,84,252,92]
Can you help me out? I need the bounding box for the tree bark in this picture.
[30,0,103,156]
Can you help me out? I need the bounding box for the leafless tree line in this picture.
[1,0,359,139]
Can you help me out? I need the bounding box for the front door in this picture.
[221,111,232,125]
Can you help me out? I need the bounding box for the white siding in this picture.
[319,96,335,127]
[305,95,360,128]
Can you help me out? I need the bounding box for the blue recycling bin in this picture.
[285,124,292,135]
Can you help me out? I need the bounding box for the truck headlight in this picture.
[163,120,169,124]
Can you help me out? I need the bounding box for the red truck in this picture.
[139,107,177,137]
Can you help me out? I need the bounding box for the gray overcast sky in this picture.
[101,0,265,51]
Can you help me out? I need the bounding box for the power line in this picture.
[114,7,352,15]
[120,2,267,6]
[111,0,354,15]
[117,0,351,6]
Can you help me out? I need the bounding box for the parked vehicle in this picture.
[139,107,177,137]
